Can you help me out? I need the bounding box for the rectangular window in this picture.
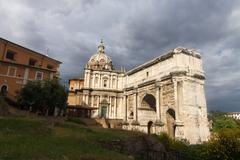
[47,64,53,70]
[7,66,17,76]
[35,71,43,80]
[6,51,16,61]
[29,58,37,66]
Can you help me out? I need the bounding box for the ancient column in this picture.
[156,86,160,119]
[109,96,112,118]
[97,96,100,108]
[85,95,89,106]
[99,74,101,88]
[173,78,184,139]
[92,74,95,88]
[91,95,94,107]
[82,94,86,105]
[133,89,138,121]
[85,71,89,87]
[155,82,164,132]
[115,96,117,118]
[110,75,113,89]
[123,95,127,121]
[173,79,179,121]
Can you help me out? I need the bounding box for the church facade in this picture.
[68,41,210,144]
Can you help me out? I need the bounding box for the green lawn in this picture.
[0,117,139,160]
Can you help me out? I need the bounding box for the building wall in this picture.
[68,47,210,144]
[122,49,209,144]
[67,79,84,105]
[225,112,240,120]
[0,38,61,101]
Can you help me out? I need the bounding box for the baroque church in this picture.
[68,40,210,144]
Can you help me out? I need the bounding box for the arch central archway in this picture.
[141,94,156,111]
[166,108,176,138]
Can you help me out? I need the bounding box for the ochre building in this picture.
[0,38,61,101]
[68,41,210,144]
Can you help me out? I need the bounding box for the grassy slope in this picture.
[0,116,140,160]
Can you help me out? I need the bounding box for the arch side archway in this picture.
[166,108,176,138]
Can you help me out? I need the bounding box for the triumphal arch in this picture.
[68,41,210,144]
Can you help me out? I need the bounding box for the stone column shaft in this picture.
[134,91,138,121]
[110,97,112,118]
[85,94,89,106]
[156,86,160,119]
[91,95,94,107]
[160,85,163,119]
[93,74,95,88]
[123,95,127,121]
[115,97,117,118]
[99,74,102,88]
[110,75,113,89]
[173,79,179,121]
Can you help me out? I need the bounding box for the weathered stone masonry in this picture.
[68,42,210,144]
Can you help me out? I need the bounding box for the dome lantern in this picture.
[98,39,105,54]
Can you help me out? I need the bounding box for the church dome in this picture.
[86,40,113,70]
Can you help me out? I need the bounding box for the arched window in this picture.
[103,79,107,87]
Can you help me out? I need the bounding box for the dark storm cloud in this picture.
[0,0,240,111]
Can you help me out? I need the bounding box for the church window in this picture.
[146,72,149,77]
[100,59,105,64]
[103,79,107,87]
[130,111,134,117]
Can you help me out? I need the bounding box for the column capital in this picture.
[155,81,163,88]
[133,87,138,93]
[172,77,183,83]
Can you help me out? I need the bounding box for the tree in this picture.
[208,111,240,132]
[203,128,240,160]
[17,79,67,116]
[203,111,240,159]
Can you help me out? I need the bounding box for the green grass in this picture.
[0,117,138,160]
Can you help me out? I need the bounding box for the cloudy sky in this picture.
[1,0,240,112]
